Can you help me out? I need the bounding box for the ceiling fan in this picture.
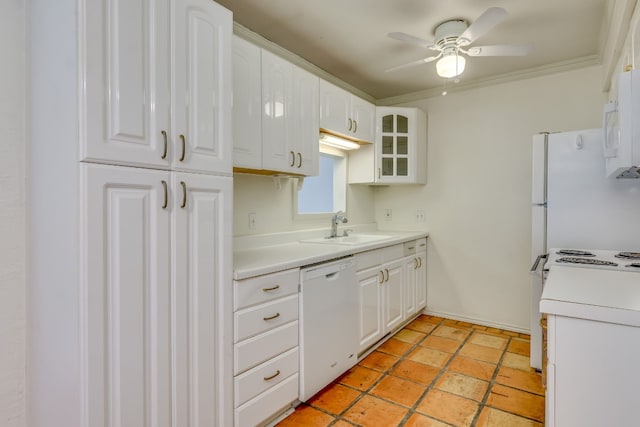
[387,7,530,78]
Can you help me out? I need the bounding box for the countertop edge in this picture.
[233,231,428,280]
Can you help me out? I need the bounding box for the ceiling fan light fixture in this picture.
[436,50,466,78]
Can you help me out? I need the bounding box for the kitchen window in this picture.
[294,146,346,218]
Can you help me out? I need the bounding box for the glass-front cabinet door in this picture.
[375,107,427,184]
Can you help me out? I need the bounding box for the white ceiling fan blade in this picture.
[466,44,531,57]
[457,7,508,46]
[385,55,441,73]
[388,32,437,49]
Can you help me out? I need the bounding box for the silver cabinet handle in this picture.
[262,285,280,292]
[414,258,419,269]
[379,271,385,284]
[353,120,358,133]
[161,130,168,159]
[263,370,281,381]
[263,313,280,321]
[348,118,353,131]
[161,180,168,209]
[418,257,422,268]
[180,181,187,209]
[297,152,302,168]
[384,268,389,282]
[289,151,295,167]
[179,134,186,162]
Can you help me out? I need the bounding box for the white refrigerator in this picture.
[530,129,640,369]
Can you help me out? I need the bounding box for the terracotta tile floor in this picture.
[278,315,543,427]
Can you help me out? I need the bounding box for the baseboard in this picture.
[423,309,530,335]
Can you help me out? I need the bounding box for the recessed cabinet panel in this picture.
[83,0,171,168]
[173,0,232,174]
[232,36,262,169]
[172,172,232,427]
[397,115,408,133]
[84,164,171,427]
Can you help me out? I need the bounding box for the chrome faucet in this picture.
[330,210,348,238]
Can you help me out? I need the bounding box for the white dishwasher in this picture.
[299,256,359,401]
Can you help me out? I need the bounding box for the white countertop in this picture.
[540,265,640,326]
[234,230,428,280]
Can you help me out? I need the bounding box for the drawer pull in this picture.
[263,370,281,381]
[262,285,280,292]
[263,313,281,321]
[407,246,415,250]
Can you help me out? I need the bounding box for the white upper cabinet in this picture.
[232,36,262,169]
[83,0,171,169]
[261,50,294,173]
[233,45,319,176]
[173,0,232,174]
[349,107,427,185]
[292,66,319,176]
[319,79,375,144]
[83,0,232,175]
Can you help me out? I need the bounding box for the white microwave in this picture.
[603,70,640,179]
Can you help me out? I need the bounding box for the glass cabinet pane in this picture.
[397,136,408,155]
[382,136,394,154]
[382,115,394,133]
[397,158,408,176]
[397,115,408,133]
[382,158,394,176]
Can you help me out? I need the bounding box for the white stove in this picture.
[546,248,640,272]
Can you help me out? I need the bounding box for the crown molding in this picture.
[233,23,376,103]
[376,55,602,106]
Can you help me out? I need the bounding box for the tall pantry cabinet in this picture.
[28,0,233,426]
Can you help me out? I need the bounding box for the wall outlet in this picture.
[384,209,392,221]
[416,210,425,222]
[248,212,257,229]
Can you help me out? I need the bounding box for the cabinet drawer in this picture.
[403,240,417,256]
[234,268,299,310]
[235,320,298,375]
[234,294,298,343]
[416,238,427,252]
[381,244,404,262]
[234,373,299,427]
[235,347,299,407]
[354,249,383,271]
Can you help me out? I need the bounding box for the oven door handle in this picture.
[530,254,548,274]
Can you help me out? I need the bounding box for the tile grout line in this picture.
[294,317,538,427]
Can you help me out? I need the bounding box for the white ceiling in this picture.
[215,0,611,100]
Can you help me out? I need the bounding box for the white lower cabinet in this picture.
[356,239,427,353]
[233,268,300,426]
[83,163,233,426]
[403,238,428,318]
[356,244,405,353]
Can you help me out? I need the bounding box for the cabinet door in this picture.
[173,0,232,174]
[351,96,376,143]
[383,259,404,332]
[415,251,427,310]
[358,267,384,353]
[172,171,232,427]
[319,80,351,137]
[403,256,417,319]
[83,0,171,168]
[83,163,171,427]
[378,110,412,183]
[232,36,262,169]
[261,50,294,173]
[292,66,319,176]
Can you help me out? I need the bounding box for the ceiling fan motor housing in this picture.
[434,20,468,47]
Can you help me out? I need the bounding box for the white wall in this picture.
[375,66,606,331]
[233,173,376,235]
[0,1,25,426]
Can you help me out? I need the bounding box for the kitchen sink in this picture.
[301,234,394,246]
